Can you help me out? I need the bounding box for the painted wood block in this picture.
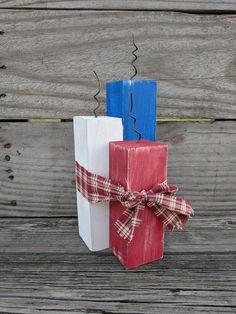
[73,116,123,251]
[106,80,157,141]
[109,140,168,269]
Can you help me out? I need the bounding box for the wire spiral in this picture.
[93,71,101,118]
[128,93,142,141]
[130,35,138,80]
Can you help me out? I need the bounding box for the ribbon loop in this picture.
[76,162,194,242]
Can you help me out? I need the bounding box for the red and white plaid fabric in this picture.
[75,162,193,242]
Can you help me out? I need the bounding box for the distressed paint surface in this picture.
[109,140,168,269]
[107,80,157,140]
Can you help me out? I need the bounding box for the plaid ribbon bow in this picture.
[75,162,193,242]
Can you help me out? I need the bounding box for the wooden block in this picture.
[109,140,168,269]
[106,80,157,140]
[73,116,123,251]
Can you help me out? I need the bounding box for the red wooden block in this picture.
[109,140,168,269]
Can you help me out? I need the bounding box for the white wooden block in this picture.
[73,116,123,251]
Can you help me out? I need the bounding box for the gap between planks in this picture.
[0,7,236,15]
[1,118,236,123]
[0,118,216,123]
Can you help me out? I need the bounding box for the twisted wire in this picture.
[130,35,138,80]
[93,70,101,117]
[128,93,142,141]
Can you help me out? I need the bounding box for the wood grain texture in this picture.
[1,216,235,254]
[0,256,235,314]
[0,122,76,217]
[0,0,235,12]
[0,217,235,313]
[0,251,235,272]
[0,121,236,217]
[0,10,236,118]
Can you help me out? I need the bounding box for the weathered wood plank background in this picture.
[0,0,235,12]
[0,2,235,313]
[0,121,236,217]
[0,253,234,313]
[0,10,236,118]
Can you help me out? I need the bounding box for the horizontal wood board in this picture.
[0,121,236,217]
[0,217,235,313]
[0,0,235,12]
[0,10,236,118]
[0,217,235,254]
[0,259,235,313]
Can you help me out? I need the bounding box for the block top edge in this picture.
[110,140,167,149]
[106,79,157,85]
[73,116,122,121]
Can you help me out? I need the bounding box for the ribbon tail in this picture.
[114,204,145,242]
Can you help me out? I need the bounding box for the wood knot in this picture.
[10,200,17,206]
[0,65,6,69]
[5,155,10,161]
[0,31,4,35]
[4,143,11,149]
[0,94,6,98]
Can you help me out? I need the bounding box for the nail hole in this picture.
[4,143,11,149]
[0,94,6,98]
[8,175,14,180]
[5,169,12,173]
[5,155,10,161]
[0,31,4,35]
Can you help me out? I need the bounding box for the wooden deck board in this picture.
[0,0,235,12]
[0,10,236,118]
[0,217,235,254]
[0,217,235,313]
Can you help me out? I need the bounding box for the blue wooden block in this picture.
[106,80,157,141]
